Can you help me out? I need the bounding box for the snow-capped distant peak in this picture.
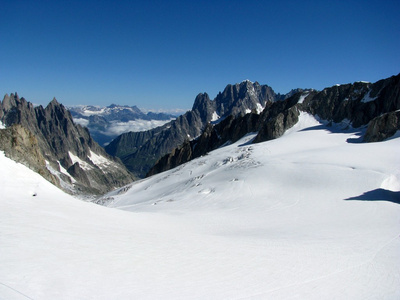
[68,104,142,117]
[72,105,107,117]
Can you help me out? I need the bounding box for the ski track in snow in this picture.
[1,112,400,299]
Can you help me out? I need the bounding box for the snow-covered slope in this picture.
[1,113,399,299]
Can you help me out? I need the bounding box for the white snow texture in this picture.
[1,113,399,299]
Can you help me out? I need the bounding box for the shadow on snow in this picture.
[299,124,365,143]
[345,188,400,205]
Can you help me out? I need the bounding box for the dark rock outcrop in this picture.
[363,111,400,142]
[301,74,400,128]
[253,95,300,143]
[67,163,91,187]
[0,94,135,195]
[106,81,290,178]
[147,95,300,176]
[148,74,400,176]
[213,80,277,117]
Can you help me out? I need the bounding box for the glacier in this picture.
[0,112,399,299]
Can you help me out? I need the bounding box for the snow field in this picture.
[1,112,399,299]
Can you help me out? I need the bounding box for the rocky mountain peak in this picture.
[0,94,135,195]
[192,92,210,109]
[214,81,276,117]
[105,81,283,177]
[48,97,60,106]
[191,92,214,122]
[1,93,19,111]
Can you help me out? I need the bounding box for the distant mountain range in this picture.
[1,74,399,196]
[68,104,176,146]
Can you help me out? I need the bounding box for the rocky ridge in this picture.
[148,74,400,176]
[105,80,305,177]
[0,94,135,195]
[2,74,398,193]
[0,124,59,187]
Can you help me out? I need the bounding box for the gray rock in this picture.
[364,111,400,142]
[107,81,284,178]
[253,95,300,143]
[301,74,400,128]
[0,124,59,187]
[0,94,135,195]
[147,74,400,177]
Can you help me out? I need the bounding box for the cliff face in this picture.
[363,111,400,142]
[0,124,60,187]
[0,94,135,195]
[301,75,400,128]
[148,74,400,176]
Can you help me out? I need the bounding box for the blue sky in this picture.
[1,0,399,110]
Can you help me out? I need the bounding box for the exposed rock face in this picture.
[213,80,277,116]
[363,111,400,142]
[0,94,135,195]
[0,124,59,187]
[301,74,400,128]
[5,74,397,187]
[106,109,207,177]
[253,96,300,143]
[148,74,400,176]
[106,81,293,178]
[67,163,91,187]
[87,73,400,179]
[147,96,300,176]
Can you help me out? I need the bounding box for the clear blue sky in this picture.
[1,0,399,110]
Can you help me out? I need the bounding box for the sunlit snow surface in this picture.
[1,113,399,299]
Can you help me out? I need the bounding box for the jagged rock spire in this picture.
[0,93,135,195]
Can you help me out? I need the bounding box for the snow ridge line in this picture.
[0,281,34,300]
